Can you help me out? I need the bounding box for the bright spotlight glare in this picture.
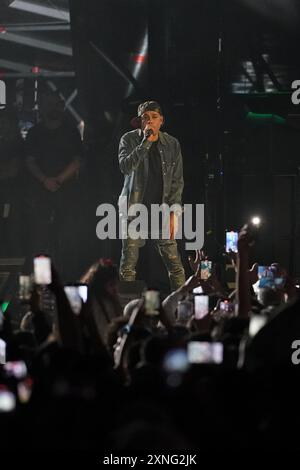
[251,216,261,226]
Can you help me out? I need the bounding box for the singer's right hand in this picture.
[143,126,157,142]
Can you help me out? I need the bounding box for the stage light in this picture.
[251,216,261,226]
[9,0,70,22]
[0,32,73,56]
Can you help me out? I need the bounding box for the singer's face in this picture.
[141,110,163,136]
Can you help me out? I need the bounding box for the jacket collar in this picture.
[158,131,167,146]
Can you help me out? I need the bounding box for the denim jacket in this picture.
[118,129,184,216]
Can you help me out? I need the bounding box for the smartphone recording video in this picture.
[258,266,269,279]
[3,361,28,380]
[258,265,285,289]
[19,275,33,301]
[226,231,238,253]
[249,314,268,337]
[144,289,160,316]
[64,284,88,315]
[193,286,203,294]
[163,349,189,374]
[200,261,212,280]
[220,300,234,314]
[34,256,51,285]
[187,341,223,364]
[258,265,272,287]
[194,295,209,320]
[0,389,16,413]
[0,338,6,365]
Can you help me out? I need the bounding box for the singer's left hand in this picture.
[170,212,179,239]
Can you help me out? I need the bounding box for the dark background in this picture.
[2,0,300,289]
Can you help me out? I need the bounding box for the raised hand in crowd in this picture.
[188,249,206,273]
[43,176,61,192]
[236,225,253,318]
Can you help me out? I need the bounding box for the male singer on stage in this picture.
[118,101,185,291]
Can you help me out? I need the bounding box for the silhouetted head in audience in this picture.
[82,258,119,300]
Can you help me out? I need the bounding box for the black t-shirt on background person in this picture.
[25,120,83,212]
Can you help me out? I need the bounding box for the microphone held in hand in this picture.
[144,128,154,138]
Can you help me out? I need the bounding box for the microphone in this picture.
[144,128,153,139]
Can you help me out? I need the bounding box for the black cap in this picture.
[131,100,163,128]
